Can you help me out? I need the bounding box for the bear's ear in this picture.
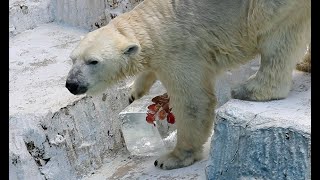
[123,44,140,56]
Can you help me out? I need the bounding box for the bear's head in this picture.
[65,25,142,95]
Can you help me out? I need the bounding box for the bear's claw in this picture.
[128,95,135,104]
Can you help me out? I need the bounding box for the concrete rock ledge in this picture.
[206,71,311,180]
[9,91,131,180]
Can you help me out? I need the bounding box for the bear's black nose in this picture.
[65,81,79,95]
[65,80,88,95]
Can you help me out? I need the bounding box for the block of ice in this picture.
[119,94,177,156]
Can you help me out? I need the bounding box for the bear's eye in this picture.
[87,60,99,65]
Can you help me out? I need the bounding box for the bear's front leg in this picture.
[129,71,157,103]
[154,75,216,170]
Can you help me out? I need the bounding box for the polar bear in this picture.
[65,0,310,170]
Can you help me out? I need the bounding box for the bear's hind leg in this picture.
[232,21,310,101]
[129,71,157,103]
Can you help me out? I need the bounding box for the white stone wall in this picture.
[9,0,144,36]
[52,0,144,31]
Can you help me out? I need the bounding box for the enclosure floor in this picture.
[83,141,211,180]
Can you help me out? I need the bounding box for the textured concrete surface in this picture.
[206,71,311,180]
[82,147,210,180]
[9,23,87,115]
[9,22,133,180]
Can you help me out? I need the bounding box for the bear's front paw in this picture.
[154,151,195,170]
